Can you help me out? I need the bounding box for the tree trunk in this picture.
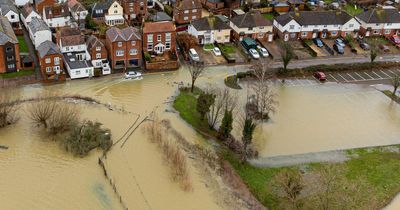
[191,78,195,92]
[393,86,398,96]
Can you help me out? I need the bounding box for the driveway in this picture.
[22,25,41,80]
[194,46,227,66]
[323,39,354,56]
[258,40,281,60]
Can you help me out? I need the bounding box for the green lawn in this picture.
[262,13,274,21]
[17,36,29,53]
[220,44,236,54]
[0,70,34,78]
[344,4,363,16]
[173,88,400,209]
[203,43,215,50]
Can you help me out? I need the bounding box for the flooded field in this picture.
[1,65,400,209]
[254,83,400,157]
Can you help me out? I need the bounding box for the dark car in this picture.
[313,38,324,47]
[333,44,344,54]
[360,42,370,50]
[313,71,326,81]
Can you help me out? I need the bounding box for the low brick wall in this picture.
[145,60,180,71]
[0,75,37,88]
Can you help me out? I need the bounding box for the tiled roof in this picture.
[28,17,50,34]
[44,3,70,18]
[86,35,104,50]
[37,40,61,58]
[0,16,18,45]
[356,8,400,23]
[275,11,353,26]
[106,26,141,42]
[0,0,18,15]
[21,3,38,18]
[174,0,201,10]
[59,27,85,46]
[191,16,231,31]
[143,21,175,34]
[231,11,272,28]
[151,12,172,22]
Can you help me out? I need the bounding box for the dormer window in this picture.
[114,4,118,8]
[118,42,122,47]
[96,46,101,51]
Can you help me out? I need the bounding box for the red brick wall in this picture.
[143,31,176,53]
[173,7,202,25]
[90,46,108,61]
[39,53,64,81]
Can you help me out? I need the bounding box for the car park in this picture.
[360,42,370,50]
[189,48,200,62]
[249,48,260,59]
[333,44,344,54]
[334,38,346,48]
[213,47,222,56]
[313,71,326,81]
[257,46,269,57]
[313,38,324,47]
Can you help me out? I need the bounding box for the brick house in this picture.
[188,16,231,44]
[201,0,224,10]
[0,16,20,74]
[173,0,202,25]
[37,40,64,81]
[273,11,361,41]
[120,0,147,24]
[86,35,110,75]
[143,21,176,54]
[356,8,400,37]
[0,0,21,30]
[105,26,142,70]
[230,11,273,42]
[35,0,57,16]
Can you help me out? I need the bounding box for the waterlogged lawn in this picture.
[174,90,400,209]
[0,70,34,78]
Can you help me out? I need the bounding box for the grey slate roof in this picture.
[86,35,104,50]
[356,8,400,23]
[91,0,116,18]
[37,40,61,58]
[151,12,172,22]
[106,26,141,42]
[0,0,18,15]
[0,16,18,45]
[191,16,231,31]
[231,12,272,28]
[274,11,353,26]
[63,52,93,69]
[28,17,50,35]
[21,3,38,19]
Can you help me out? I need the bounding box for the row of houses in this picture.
[187,8,400,45]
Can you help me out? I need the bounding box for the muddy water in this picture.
[253,83,400,157]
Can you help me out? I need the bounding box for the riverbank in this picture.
[173,89,400,209]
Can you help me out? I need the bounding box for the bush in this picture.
[144,52,151,61]
[0,90,20,128]
[63,120,112,157]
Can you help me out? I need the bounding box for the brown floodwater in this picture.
[1,66,400,209]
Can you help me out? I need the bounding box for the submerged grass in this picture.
[173,89,400,209]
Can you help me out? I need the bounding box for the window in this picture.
[147,34,153,42]
[6,56,14,61]
[192,16,196,20]
[118,42,122,47]
[116,50,124,56]
[184,16,188,20]
[54,57,60,65]
[96,46,101,51]
[96,10,102,14]
[373,30,379,35]
[46,67,52,73]
[114,4,118,7]
[165,42,170,49]
[331,31,337,35]
[349,24,354,28]
[387,23,393,26]
[165,33,170,42]
[96,53,101,59]
[45,58,51,64]
[129,3,134,6]
[301,32,307,37]
[147,43,153,50]
[129,8,133,12]
[324,25,327,28]
[6,47,12,52]
[140,2,144,6]
[11,15,15,19]
[114,10,118,14]
[334,25,338,27]
[258,33,264,38]
[129,48,137,55]
[385,29,391,34]
[192,9,197,12]
[53,66,60,71]
[8,64,15,69]
[184,10,189,14]
[259,26,264,29]
[76,70,81,75]
[131,41,136,46]
[157,34,161,41]
[289,25,294,30]
[303,25,308,28]
[376,23,380,26]
[248,27,253,30]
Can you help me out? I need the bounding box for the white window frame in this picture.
[116,50,124,56]
[96,53,101,59]
[45,58,51,64]
[129,48,137,55]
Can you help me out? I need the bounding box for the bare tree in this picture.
[369,38,381,64]
[187,61,205,92]
[272,169,304,210]
[0,89,20,128]
[248,61,278,120]
[27,97,58,128]
[279,40,294,72]
[392,74,400,96]
[47,102,81,135]
[206,87,238,129]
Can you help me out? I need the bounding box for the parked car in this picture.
[124,71,142,80]
[189,48,200,62]
[379,44,390,52]
[313,71,326,81]
[249,48,260,59]
[313,38,324,47]
[333,44,344,54]
[257,46,269,57]
[334,38,346,48]
[390,35,400,45]
[213,47,222,56]
[360,42,370,50]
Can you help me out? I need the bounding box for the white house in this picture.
[230,11,274,42]
[20,3,42,28]
[67,0,88,29]
[91,0,124,26]
[27,17,52,48]
[355,8,400,37]
[188,16,231,44]
[0,0,21,29]
[63,52,94,79]
[273,11,361,41]
[42,3,71,28]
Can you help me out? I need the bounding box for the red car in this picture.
[314,71,326,81]
[390,35,400,45]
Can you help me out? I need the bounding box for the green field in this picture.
[17,36,29,53]
[0,70,34,79]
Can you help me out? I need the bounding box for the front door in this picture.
[284,33,289,41]
[312,32,317,38]
[321,32,327,38]
[268,34,273,42]
[154,43,165,54]
[366,31,370,37]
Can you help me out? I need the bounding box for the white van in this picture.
[189,48,200,62]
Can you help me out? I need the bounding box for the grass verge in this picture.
[382,90,400,104]
[17,36,29,53]
[0,70,35,79]
[220,44,236,54]
[224,75,242,89]
[173,89,400,209]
